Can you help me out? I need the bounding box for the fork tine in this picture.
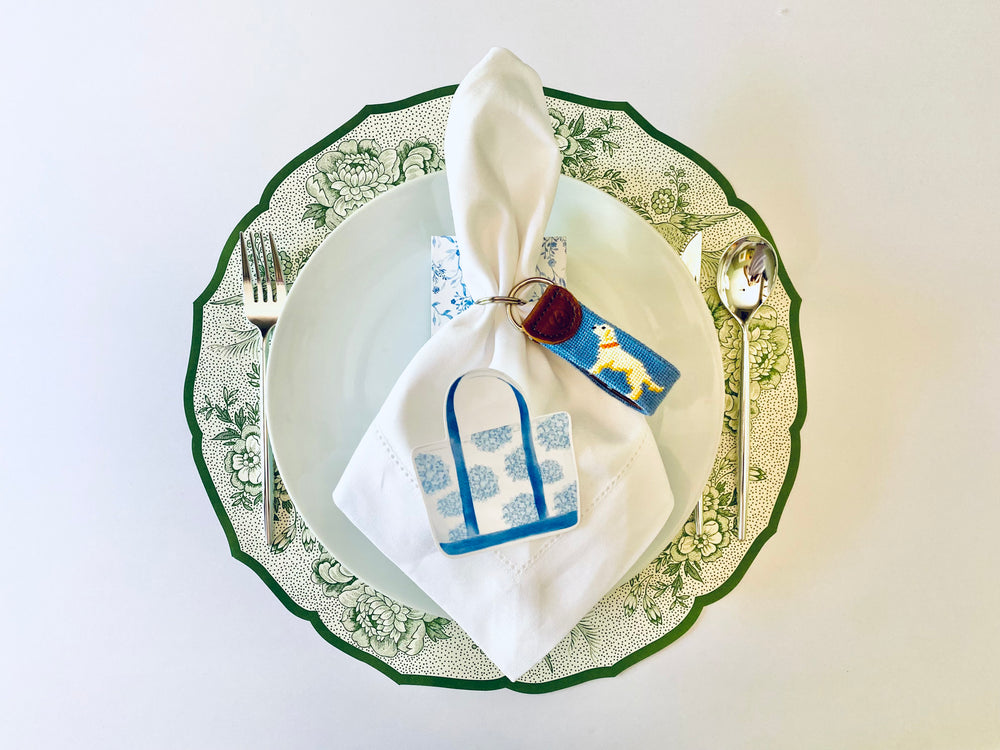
[248,233,264,302]
[256,231,273,302]
[239,232,253,303]
[268,232,286,301]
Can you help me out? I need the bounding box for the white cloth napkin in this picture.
[333,47,675,680]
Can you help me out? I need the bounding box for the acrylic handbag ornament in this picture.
[411,369,580,555]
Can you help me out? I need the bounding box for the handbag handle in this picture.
[445,369,547,538]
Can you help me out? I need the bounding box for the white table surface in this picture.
[3,1,998,747]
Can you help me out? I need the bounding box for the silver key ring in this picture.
[473,277,555,334]
[473,295,524,305]
[505,277,555,334]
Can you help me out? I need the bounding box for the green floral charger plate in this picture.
[184,86,805,692]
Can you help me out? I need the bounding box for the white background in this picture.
[2,1,998,748]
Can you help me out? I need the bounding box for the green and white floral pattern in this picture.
[185,88,804,691]
[301,137,444,229]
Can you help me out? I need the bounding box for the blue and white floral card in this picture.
[430,236,567,333]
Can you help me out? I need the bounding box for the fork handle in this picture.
[260,327,275,547]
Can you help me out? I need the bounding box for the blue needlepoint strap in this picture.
[521,285,680,416]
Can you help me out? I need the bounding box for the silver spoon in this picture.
[715,235,778,541]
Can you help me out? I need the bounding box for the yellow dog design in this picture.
[589,324,665,401]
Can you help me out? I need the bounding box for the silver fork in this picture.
[239,231,287,547]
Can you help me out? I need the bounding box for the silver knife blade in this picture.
[680,231,703,284]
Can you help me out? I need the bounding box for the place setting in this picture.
[184,48,804,691]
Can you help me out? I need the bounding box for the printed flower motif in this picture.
[276,249,305,288]
[535,413,571,450]
[704,287,733,328]
[540,460,563,484]
[718,306,790,399]
[448,525,469,542]
[339,584,427,658]
[273,472,294,513]
[301,524,323,552]
[396,137,443,181]
[467,465,499,501]
[270,522,294,553]
[471,425,513,453]
[504,447,563,483]
[431,254,461,294]
[553,482,579,515]
[414,453,451,494]
[305,139,401,228]
[502,493,540,528]
[747,308,791,392]
[700,481,728,515]
[669,511,732,563]
[537,237,562,277]
[505,447,528,481]
[450,293,472,314]
[548,108,580,156]
[650,188,675,216]
[436,491,463,518]
[223,423,262,492]
[273,472,287,497]
[723,391,759,433]
[704,288,790,433]
[311,553,355,597]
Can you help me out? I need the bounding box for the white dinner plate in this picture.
[266,171,723,616]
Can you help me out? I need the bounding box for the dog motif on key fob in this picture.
[520,282,681,415]
[589,324,666,401]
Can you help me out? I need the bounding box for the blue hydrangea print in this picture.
[471,425,513,453]
[414,453,451,494]
[436,491,462,518]
[535,413,571,451]
[540,460,563,484]
[505,447,528,481]
[553,482,578,515]
[502,492,540,528]
[448,525,469,542]
[467,465,499,502]
[505,447,563,484]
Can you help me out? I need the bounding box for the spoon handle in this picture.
[737,326,751,541]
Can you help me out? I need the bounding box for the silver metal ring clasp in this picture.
[504,277,555,334]
[473,277,555,334]
[473,295,524,306]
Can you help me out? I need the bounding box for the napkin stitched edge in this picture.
[374,423,522,578]
[503,427,654,579]
[372,421,658,582]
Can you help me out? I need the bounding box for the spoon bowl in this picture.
[715,235,778,540]
[717,235,778,325]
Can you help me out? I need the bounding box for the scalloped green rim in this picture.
[183,84,806,693]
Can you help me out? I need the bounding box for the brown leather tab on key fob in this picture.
[522,285,582,344]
